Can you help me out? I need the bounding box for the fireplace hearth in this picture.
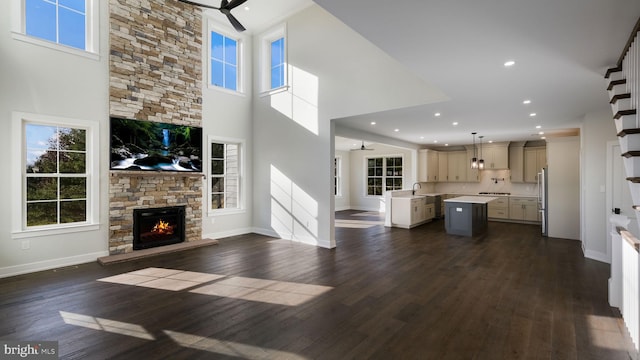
[133,206,185,250]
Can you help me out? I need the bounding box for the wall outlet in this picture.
[21,240,30,250]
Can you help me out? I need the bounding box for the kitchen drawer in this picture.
[510,197,537,204]
[488,207,509,219]
[490,197,509,206]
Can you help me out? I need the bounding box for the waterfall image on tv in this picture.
[110,117,202,172]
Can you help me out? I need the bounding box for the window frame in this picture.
[207,135,245,216]
[11,112,100,239]
[207,19,245,95]
[258,23,288,96]
[10,0,100,60]
[365,155,404,197]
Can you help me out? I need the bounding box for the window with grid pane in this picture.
[270,37,285,89]
[25,0,87,50]
[25,123,88,227]
[210,30,238,91]
[366,156,403,196]
[210,142,240,210]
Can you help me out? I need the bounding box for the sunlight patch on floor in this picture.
[164,330,309,359]
[190,276,333,306]
[98,268,333,306]
[350,211,383,217]
[59,311,154,340]
[335,219,384,228]
[98,268,225,291]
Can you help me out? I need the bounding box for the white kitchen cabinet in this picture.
[438,152,448,182]
[392,197,433,228]
[524,147,547,183]
[487,197,509,219]
[447,151,467,182]
[481,143,509,169]
[509,142,525,183]
[418,149,439,182]
[509,197,539,222]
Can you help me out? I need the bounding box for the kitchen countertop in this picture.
[444,196,499,204]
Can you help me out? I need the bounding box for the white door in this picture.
[607,141,637,261]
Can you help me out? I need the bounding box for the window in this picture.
[259,24,287,93]
[11,0,99,57]
[334,157,341,196]
[209,139,242,212]
[270,37,285,89]
[210,30,239,91]
[12,112,99,236]
[366,156,403,196]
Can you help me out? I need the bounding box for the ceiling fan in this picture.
[176,0,247,32]
[351,141,374,151]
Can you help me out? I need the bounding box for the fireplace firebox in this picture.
[133,206,185,250]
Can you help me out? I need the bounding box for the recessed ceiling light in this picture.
[394,129,399,132]
[523,100,531,104]
[420,136,424,139]
[370,122,376,125]
[529,113,537,117]
[504,60,515,67]
[433,140,438,143]
[244,6,250,10]
[536,125,542,129]
[452,122,459,126]
[488,140,493,143]
[541,136,546,140]
[434,113,441,117]
[538,131,545,135]
[445,144,449,146]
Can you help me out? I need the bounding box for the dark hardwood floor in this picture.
[0,211,637,359]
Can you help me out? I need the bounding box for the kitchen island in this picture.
[444,196,497,236]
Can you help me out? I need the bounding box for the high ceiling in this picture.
[194,0,640,149]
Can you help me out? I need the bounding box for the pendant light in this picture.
[478,135,485,170]
[470,132,478,169]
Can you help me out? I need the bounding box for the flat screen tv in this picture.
[110,117,202,172]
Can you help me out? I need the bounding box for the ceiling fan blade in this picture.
[224,12,246,32]
[175,0,220,10]
[224,0,247,11]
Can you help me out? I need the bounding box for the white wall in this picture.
[200,19,254,240]
[581,111,619,262]
[251,5,444,248]
[348,143,416,212]
[0,1,110,277]
[547,136,581,241]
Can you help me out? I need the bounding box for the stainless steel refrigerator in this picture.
[538,167,548,236]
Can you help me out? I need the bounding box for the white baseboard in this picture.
[584,249,610,264]
[334,205,351,212]
[0,251,109,279]
[202,227,253,241]
[252,227,334,249]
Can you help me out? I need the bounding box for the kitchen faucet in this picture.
[412,182,421,195]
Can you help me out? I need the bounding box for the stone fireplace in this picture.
[107,0,203,255]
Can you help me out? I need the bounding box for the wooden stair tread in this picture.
[614,109,637,119]
[628,177,640,183]
[622,151,640,158]
[605,66,622,79]
[608,79,627,90]
[610,93,631,104]
[618,128,640,137]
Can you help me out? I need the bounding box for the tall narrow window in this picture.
[210,30,239,91]
[366,156,403,196]
[259,24,287,93]
[270,37,285,89]
[25,0,87,50]
[25,123,88,227]
[210,141,241,211]
[334,157,342,196]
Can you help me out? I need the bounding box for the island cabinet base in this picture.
[444,202,488,237]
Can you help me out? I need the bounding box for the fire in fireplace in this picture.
[133,206,185,250]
